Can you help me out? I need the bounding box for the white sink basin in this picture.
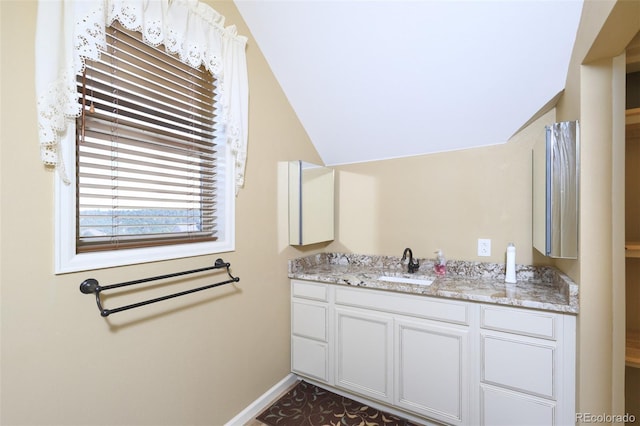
[377,276,434,286]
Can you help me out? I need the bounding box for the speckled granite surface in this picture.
[288,253,578,314]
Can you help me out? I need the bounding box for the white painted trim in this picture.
[223,373,299,426]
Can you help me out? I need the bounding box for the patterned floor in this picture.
[256,380,423,426]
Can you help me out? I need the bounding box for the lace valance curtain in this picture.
[35,0,248,193]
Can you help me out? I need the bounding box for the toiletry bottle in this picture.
[434,249,446,276]
[505,243,516,283]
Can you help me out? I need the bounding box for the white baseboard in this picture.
[224,373,299,426]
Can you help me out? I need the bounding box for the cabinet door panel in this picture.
[335,307,393,403]
[481,385,555,426]
[396,319,468,425]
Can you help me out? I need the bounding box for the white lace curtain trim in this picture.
[35,0,248,193]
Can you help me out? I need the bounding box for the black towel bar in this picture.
[80,258,239,317]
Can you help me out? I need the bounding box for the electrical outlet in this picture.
[478,238,491,257]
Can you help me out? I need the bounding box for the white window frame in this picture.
[55,121,235,274]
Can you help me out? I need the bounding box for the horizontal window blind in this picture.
[76,21,218,252]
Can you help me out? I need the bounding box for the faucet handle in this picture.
[409,259,420,273]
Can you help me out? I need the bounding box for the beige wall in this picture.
[3,0,640,425]
[0,1,324,424]
[327,111,555,266]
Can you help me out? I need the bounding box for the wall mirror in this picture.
[533,120,579,259]
[288,160,335,246]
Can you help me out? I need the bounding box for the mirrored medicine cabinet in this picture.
[287,160,335,246]
[532,120,579,259]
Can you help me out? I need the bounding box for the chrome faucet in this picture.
[401,248,420,273]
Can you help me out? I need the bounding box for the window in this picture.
[77,22,219,252]
[39,1,247,274]
[55,21,236,273]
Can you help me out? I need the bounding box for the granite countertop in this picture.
[288,252,579,314]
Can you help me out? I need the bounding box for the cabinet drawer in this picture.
[335,286,469,325]
[481,334,555,399]
[481,305,556,340]
[292,336,329,382]
[480,384,555,426]
[291,280,328,302]
[292,300,327,341]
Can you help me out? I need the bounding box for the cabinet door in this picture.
[334,307,393,403]
[395,318,469,425]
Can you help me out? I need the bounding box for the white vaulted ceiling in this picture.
[234,0,584,166]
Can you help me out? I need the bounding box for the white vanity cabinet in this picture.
[290,280,331,383]
[333,285,473,425]
[290,279,576,426]
[478,304,576,426]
